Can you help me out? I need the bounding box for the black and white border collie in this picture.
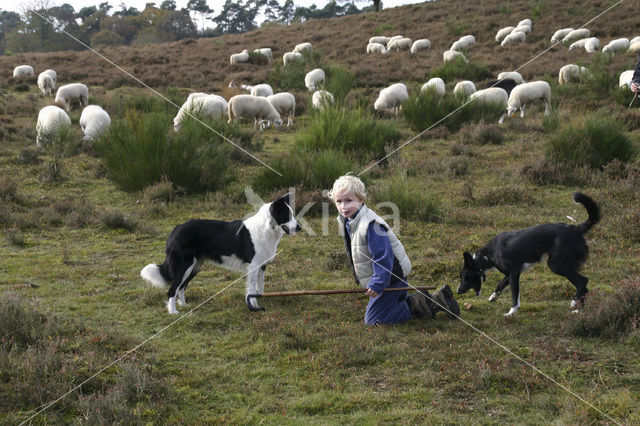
[457,192,600,316]
[141,193,301,314]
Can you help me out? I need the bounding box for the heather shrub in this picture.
[371,171,443,222]
[429,56,492,82]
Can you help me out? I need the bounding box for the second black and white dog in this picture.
[457,192,600,316]
[141,193,301,314]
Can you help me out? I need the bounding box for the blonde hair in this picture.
[327,174,366,202]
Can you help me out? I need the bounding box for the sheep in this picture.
[495,26,515,42]
[512,25,531,35]
[54,83,89,111]
[369,36,390,45]
[497,71,525,85]
[459,35,476,45]
[42,69,57,85]
[253,48,273,63]
[250,84,274,97]
[501,31,526,46]
[551,28,574,43]
[630,36,640,46]
[628,41,640,54]
[293,42,312,54]
[386,35,404,49]
[374,83,409,116]
[484,79,517,96]
[506,81,551,119]
[80,105,111,141]
[558,64,591,85]
[443,50,468,64]
[367,42,388,55]
[517,19,532,28]
[602,38,629,55]
[230,49,249,64]
[228,94,282,131]
[619,70,634,88]
[584,37,600,53]
[453,80,476,98]
[562,28,590,43]
[267,92,295,127]
[13,65,34,79]
[311,90,335,111]
[450,39,470,52]
[410,39,431,55]
[283,51,303,66]
[228,80,253,91]
[305,68,325,92]
[37,72,55,96]
[421,78,445,99]
[173,94,228,132]
[569,38,589,51]
[35,105,72,148]
[387,37,412,52]
[469,88,508,124]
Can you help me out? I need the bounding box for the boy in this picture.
[328,174,460,325]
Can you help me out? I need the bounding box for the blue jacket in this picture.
[633,52,640,85]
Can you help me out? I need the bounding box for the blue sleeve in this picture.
[366,222,394,294]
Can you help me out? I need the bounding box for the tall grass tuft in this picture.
[429,57,491,82]
[324,64,355,105]
[371,171,443,222]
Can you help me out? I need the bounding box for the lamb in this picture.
[453,80,476,98]
[228,94,282,131]
[305,68,325,92]
[293,42,312,54]
[584,37,600,53]
[619,70,634,88]
[497,71,524,85]
[562,28,590,43]
[443,50,468,64]
[36,105,72,148]
[410,39,431,55]
[387,37,412,52]
[54,83,89,111]
[506,81,551,119]
[253,48,273,63]
[501,31,526,46]
[37,72,55,96]
[267,92,295,127]
[13,65,34,79]
[495,26,515,42]
[250,84,274,97]
[421,78,445,99]
[484,79,517,96]
[173,93,228,132]
[283,51,303,66]
[602,38,629,55]
[80,105,111,141]
[230,49,249,64]
[551,28,574,43]
[628,41,640,54]
[367,42,388,55]
[374,83,409,116]
[369,36,390,45]
[558,64,591,85]
[469,88,508,124]
[311,90,335,111]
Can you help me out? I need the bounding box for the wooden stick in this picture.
[248,286,436,298]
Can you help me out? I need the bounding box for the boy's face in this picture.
[333,189,363,219]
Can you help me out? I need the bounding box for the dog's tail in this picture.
[140,262,172,289]
[573,192,600,234]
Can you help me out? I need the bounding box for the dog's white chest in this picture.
[213,255,249,272]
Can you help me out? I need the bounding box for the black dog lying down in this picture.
[457,192,600,316]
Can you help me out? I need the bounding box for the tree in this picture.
[157,9,196,40]
[262,0,281,23]
[279,0,295,24]
[186,0,212,33]
[0,10,22,55]
[160,0,176,10]
[212,0,259,34]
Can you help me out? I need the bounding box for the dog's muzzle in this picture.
[282,224,302,235]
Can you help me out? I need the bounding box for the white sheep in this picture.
[305,68,325,92]
[619,70,634,88]
[451,36,474,52]
[374,83,409,116]
[512,25,531,35]
[551,28,574,43]
[283,51,303,66]
[228,94,282,131]
[55,83,89,111]
[293,42,312,54]
[584,37,600,53]
[569,38,589,51]
[562,28,590,43]
[501,31,526,46]
[517,19,532,27]
[469,88,508,124]
[602,38,629,55]
[37,72,55,96]
[13,65,34,79]
[311,90,335,111]
[80,105,111,141]
[558,64,591,85]
[453,80,476,98]
[459,35,476,45]
[387,37,412,52]
[386,35,404,49]
[630,36,640,46]
[369,36,390,45]
[495,26,515,42]
[367,42,388,55]
[173,94,228,132]
[443,50,468,63]
[506,81,551,119]
[230,49,249,64]
[253,48,273,63]
[410,39,431,54]
[497,71,525,85]
[42,69,57,86]
[36,105,72,148]
[628,41,640,54]
[421,78,445,99]
[250,84,274,97]
[228,80,253,91]
[267,92,295,127]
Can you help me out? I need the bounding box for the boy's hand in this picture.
[632,82,639,93]
[366,288,379,298]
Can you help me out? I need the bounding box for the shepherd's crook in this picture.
[629,92,638,108]
[247,286,435,300]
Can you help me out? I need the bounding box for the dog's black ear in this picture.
[463,251,474,267]
[274,192,292,206]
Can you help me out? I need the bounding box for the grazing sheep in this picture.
[569,38,589,51]
[311,90,335,111]
[518,19,532,27]
[506,81,551,119]
[253,48,273,63]
[558,64,591,85]
[410,39,431,54]
[386,35,404,49]
[628,41,640,54]
[369,36,390,45]
[305,68,325,92]
[512,25,531,35]
[562,28,590,43]
[501,31,526,46]
[619,70,634,88]
[250,84,274,97]
[267,92,295,127]
[387,37,412,52]
[228,94,282,131]
[283,51,303,66]
[421,78,445,99]
[173,94,228,132]
[551,28,574,43]
[228,80,253,91]
[230,49,249,64]
[484,79,518,96]
[80,105,111,141]
[42,69,57,86]
[367,42,388,55]
[13,65,34,79]
[293,42,312,54]
[451,36,474,52]
[37,72,55,96]
[36,105,72,148]
[602,38,629,55]
[630,36,640,46]
[55,83,89,111]
[453,80,476,97]
[584,37,600,53]
[443,50,468,63]
[495,26,515,42]
[374,83,409,116]
[497,71,525,85]
[469,88,508,124]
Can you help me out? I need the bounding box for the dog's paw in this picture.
[571,309,580,314]
[504,307,518,316]
[489,292,498,302]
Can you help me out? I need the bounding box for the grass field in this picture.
[2,0,640,423]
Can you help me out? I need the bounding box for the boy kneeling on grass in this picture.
[328,174,460,325]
